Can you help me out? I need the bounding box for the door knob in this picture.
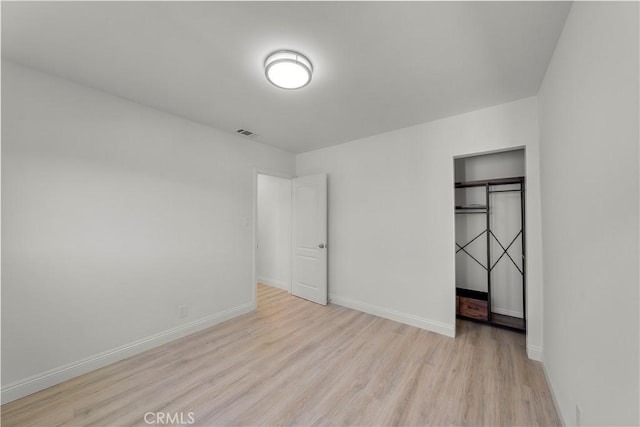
[318,243,325,249]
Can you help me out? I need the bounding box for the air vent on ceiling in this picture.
[236,129,256,137]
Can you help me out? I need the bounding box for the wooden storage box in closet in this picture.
[456,288,489,321]
[458,297,488,320]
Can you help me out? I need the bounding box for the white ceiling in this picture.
[2,1,571,153]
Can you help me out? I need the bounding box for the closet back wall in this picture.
[455,150,525,183]
[1,61,295,402]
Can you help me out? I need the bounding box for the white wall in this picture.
[538,2,639,425]
[455,150,526,318]
[1,61,295,402]
[257,174,291,291]
[296,96,544,358]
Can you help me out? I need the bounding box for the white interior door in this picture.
[292,174,327,305]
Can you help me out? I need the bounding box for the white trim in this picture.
[451,157,458,338]
[492,307,524,319]
[329,294,455,338]
[257,276,289,291]
[541,360,566,426]
[1,302,255,404]
[527,344,543,361]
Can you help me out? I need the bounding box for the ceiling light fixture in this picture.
[264,50,313,90]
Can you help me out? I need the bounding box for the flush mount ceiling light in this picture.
[264,50,313,90]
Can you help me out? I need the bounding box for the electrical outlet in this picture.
[576,404,582,427]
[178,304,188,319]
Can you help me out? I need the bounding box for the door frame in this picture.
[252,168,294,309]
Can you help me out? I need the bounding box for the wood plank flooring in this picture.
[2,284,560,426]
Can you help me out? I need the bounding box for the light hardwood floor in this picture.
[2,284,560,426]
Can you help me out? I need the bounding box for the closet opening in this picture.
[454,149,526,333]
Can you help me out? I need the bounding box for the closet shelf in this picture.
[455,176,525,188]
[455,204,487,215]
[455,205,487,210]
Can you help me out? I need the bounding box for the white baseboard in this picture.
[492,307,524,318]
[329,294,455,338]
[527,344,543,361]
[1,302,255,404]
[257,276,289,291]
[541,360,566,426]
